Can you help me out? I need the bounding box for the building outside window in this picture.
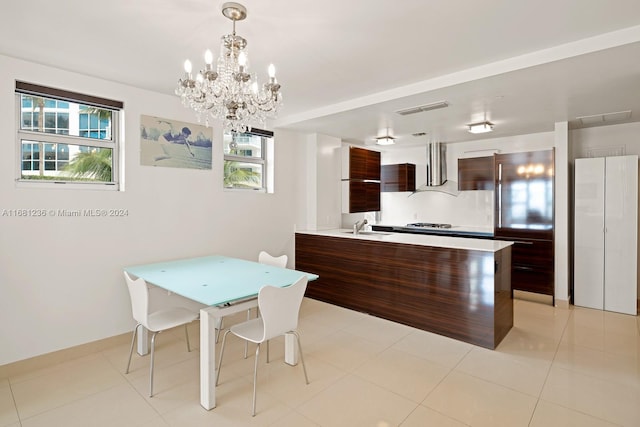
[223,128,273,191]
[15,81,122,189]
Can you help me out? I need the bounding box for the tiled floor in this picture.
[1,298,639,427]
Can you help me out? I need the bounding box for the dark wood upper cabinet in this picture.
[347,146,380,180]
[342,146,381,213]
[458,156,494,190]
[381,163,416,192]
[347,181,381,212]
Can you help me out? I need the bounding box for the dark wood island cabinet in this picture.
[295,231,513,349]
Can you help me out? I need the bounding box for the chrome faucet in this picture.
[353,219,368,235]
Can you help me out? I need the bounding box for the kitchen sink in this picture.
[342,231,391,236]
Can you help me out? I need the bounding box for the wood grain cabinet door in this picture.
[458,156,494,191]
[382,163,416,192]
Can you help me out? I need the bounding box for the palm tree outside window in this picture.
[15,81,122,187]
[223,129,272,190]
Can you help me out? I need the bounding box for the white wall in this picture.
[0,55,307,365]
[555,122,571,304]
[571,121,640,158]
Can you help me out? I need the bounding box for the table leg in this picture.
[199,300,259,411]
[200,307,217,410]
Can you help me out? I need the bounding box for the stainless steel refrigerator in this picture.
[494,149,555,299]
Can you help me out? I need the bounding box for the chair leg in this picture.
[266,340,270,363]
[215,329,232,386]
[215,317,223,343]
[244,309,251,358]
[149,331,158,397]
[292,331,309,385]
[184,324,192,352]
[252,343,260,417]
[243,308,260,358]
[125,324,141,374]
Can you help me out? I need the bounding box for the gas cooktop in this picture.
[406,222,452,229]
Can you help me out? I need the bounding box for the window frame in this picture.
[14,81,123,190]
[223,128,273,192]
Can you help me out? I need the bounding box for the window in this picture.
[223,128,273,191]
[15,81,122,189]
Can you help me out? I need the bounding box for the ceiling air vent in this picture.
[576,110,632,125]
[395,101,449,116]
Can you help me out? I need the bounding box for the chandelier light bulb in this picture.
[204,49,213,65]
[183,59,192,74]
[238,52,247,67]
[268,64,276,78]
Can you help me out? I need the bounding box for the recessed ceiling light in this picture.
[376,127,396,145]
[467,121,494,134]
[376,135,396,146]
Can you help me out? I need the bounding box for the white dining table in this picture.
[124,255,318,410]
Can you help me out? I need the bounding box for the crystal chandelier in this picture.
[175,2,282,133]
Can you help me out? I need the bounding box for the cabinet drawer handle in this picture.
[513,241,534,245]
[514,266,534,271]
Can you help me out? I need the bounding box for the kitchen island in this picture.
[295,229,513,349]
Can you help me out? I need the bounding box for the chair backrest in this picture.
[258,251,288,269]
[124,271,150,328]
[258,276,308,341]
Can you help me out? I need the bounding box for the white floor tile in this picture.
[400,405,469,427]
[456,346,552,397]
[391,328,473,368]
[353,347,450,402]
[423,371,538,427]
[19,383,158,427]
[530,400,620,427]
[541,365,640,427]
[0,379,19,427]
[297,374,417,427]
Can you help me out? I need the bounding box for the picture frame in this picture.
[140,115,212,169]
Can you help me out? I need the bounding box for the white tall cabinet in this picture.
[574,155,638,315]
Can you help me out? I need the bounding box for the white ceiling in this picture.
[2,0,640,147]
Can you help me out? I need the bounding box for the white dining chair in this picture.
[215,251,289,345]
[123,271,199,397]
[216,275,309,416]
[258,251,288,268]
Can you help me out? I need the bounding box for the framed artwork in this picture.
[140,115,212,169]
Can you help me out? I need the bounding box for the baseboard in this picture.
[0,332,130,380]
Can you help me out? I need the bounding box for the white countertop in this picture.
[296,229,512,252]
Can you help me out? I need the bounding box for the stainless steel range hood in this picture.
[413,142,460,196]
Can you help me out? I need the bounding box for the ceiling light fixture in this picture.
[175,2,282,133]
[467,121,494,134]
[376,129,396,146]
